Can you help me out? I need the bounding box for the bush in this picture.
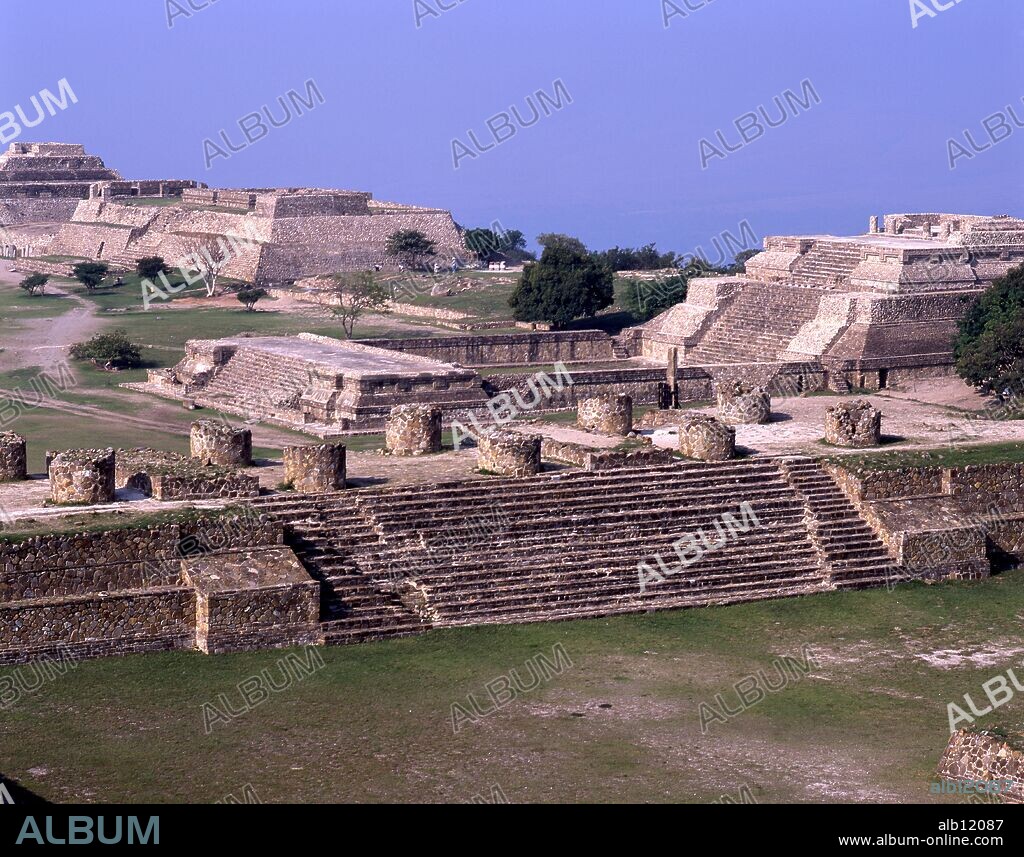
[136,257,169,279]
[69,329,142,369]
[18,272,49,296]
[237,286,268,312]
[509,239,614,328]
[71,261,109,291]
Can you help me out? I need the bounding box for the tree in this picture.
[464,226,531,263]
[508,240,614,328]
[69,329,142,369]
[621,274,688,323]
[71,261,109,292]
[536,232,588,255]
[385,230,437,270]
[954,264,1024,400]
[136,256,169,280]
[18,272,49,296]
[179,233,234,297]
[592,243,679,272]
[236,285,268,312]
[328,271,391,338]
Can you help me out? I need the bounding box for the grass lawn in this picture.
[834,441,1024,471]
[2,571,1023,803]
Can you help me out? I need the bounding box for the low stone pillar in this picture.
[716,381,771,425]
[678,414,735,461]
[577,393,634,436]
[478,431,542,477]
[868,215,879,234]
[0,432,27,482]
[283,443,346,492]
[824,399,882,448]
[49,448,116,505]
[190,420,252,467]
[385,404,442,456]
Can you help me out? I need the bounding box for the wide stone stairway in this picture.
[790,239,864,288]
[686,283,826,364]
[251,457,908,642]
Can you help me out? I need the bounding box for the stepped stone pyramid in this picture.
[0,142,197,230]
[641,213,1024,389]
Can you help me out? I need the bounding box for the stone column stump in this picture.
[716,381,771,425]
[385,404,442,456]
[577,393,634,436]
[49,448,116,505]
[190,420,252,467]
[824,399,882,448]
[478,431,542,477]
[283,443,346,492]
[0,432,27,482]
[678,414,735,461]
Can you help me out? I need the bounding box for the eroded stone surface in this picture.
[283,443,346,492]
[0,432,27,482]
[825,399,882,447]
[717,381,771,425]
[478,430,542,477]
[386,404,442,456]
[678,413,736,461]
[577,393,633,436]
[49,448,115,505]
[190,420,252,467]
[937,729,1024,804]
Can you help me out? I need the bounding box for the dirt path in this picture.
[0,265,103,374]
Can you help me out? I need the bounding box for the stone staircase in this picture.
[248,458,910,642]
[686,283,825,364]
[249,495,430,644]
[790,240,864,289]
[198,347,314,418]
[779,457,901,590]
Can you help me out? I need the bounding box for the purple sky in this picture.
[3,0,1022,254]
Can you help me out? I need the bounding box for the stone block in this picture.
[386,404,442,456]
[49,448,116,505]
[577,393,633,436]
[190,420,252,467]
[283,443,346,492]
[0,432,27,482]
[824,399,882,448]
[478,431,542,477]
[678,414,735,461]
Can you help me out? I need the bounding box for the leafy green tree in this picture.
[71,261,109,292]
[509,240,614,328]
[236,285,268,312]
[593,243,679,272]
[329,271,391,338]
[136,256,169,280]
[18,272,49,296]
[69,329,142,369]
[536,232,588,255]
[955,264,1024,400]
[620,274,688,322]
[385,230,437,270]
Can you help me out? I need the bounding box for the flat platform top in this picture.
[222,335,475,379]
[798,234,961,250]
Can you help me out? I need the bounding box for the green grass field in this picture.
[3,571,1023,803]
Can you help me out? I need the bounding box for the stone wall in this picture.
[116,448,259,501]
[716,382,771,425]
[824,464,944,502]
[363,331,615,366]
[540,438,676,471]
[0,511,288,664]
[938,730,1024,804]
